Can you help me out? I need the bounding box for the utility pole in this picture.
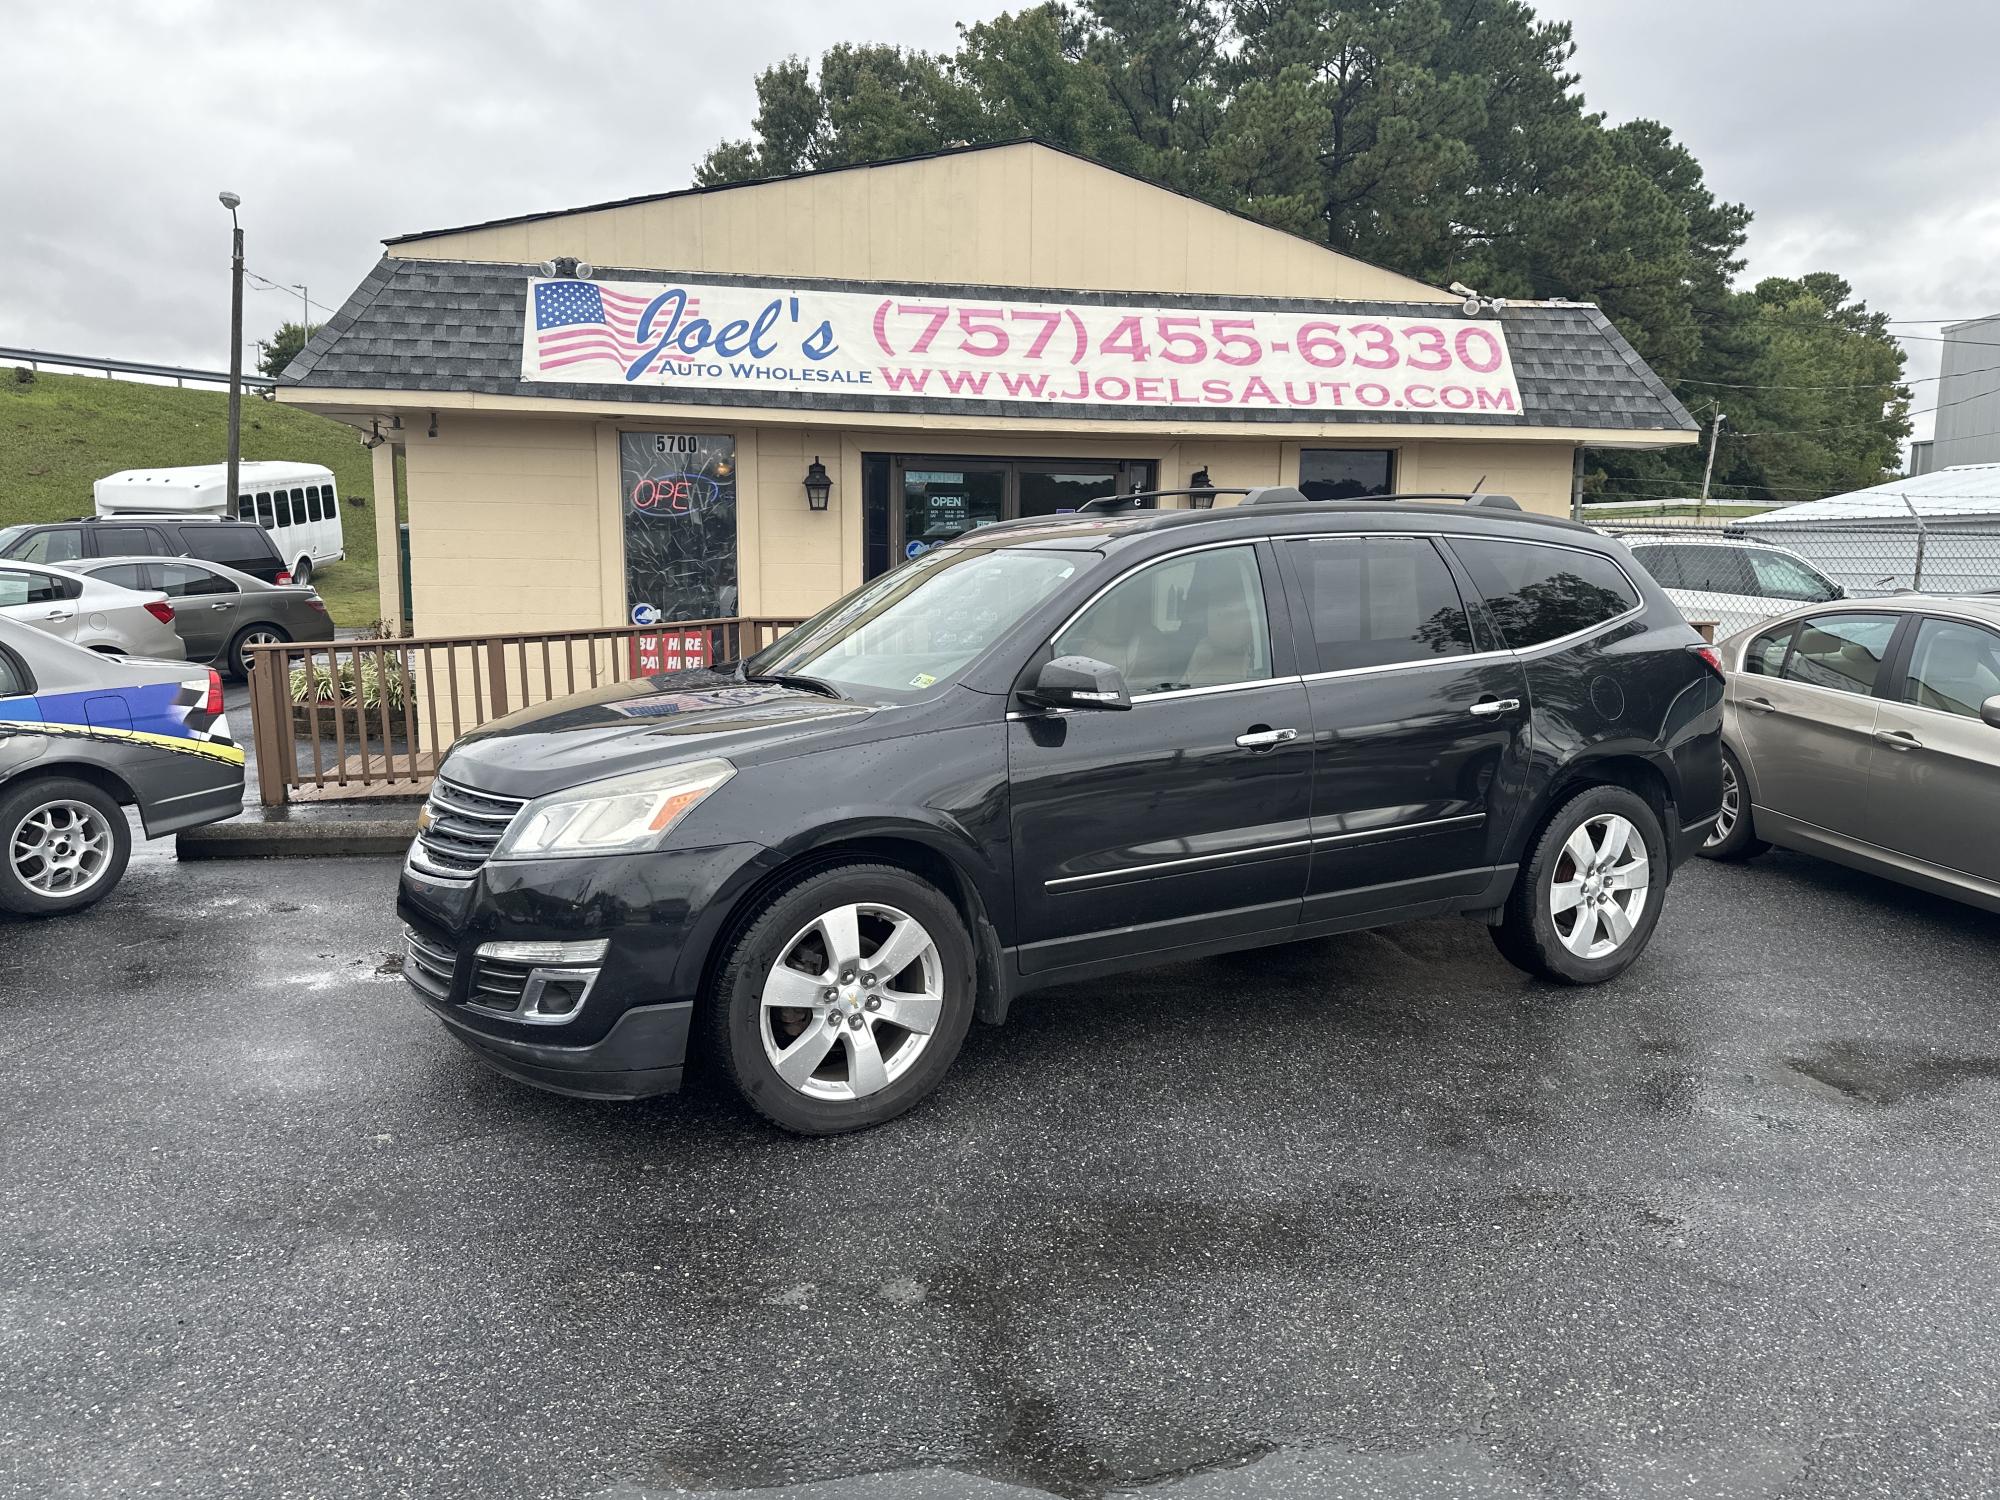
[292,283,310,345]
[1697,408,1724,519]
[220,191,244,513]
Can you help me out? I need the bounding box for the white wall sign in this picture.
[523,278,1524,418]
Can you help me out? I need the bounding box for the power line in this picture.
[243,266,340,319]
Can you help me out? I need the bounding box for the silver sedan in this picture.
[65,556,334,678]
[1701,593,2000,911]
[0,558,185,660]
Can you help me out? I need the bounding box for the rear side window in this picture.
[0,567,68,606]
[1451,538,1641,650]
[324,488,339,521]
[91,524,165,557]
[90,562,154,592]
[1781,613,1897,696]
[0,649,24,697]
[305,485,324,522]
[1287,536,1474,672]
[179,525,280,568]
[274,489,294,527]
[1744,624,1794,676]
[237,492,255,521]
[255,492,275,529]
[159,562,232,597]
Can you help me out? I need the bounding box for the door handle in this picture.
[1468,698,1521,718]
[1235,726,1298,749]
[211,602,232,610]
[1742,696,1778,714]
[1873,729,1922,752]
[43,609,73,622]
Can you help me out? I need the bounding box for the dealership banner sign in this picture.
[523,278,1524,417]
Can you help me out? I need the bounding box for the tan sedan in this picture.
[1701,594,2000,910]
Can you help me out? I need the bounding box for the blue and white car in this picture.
[0,616,243,915]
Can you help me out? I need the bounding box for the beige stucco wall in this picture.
[388,143,1453,305]
[388,412,1582,633]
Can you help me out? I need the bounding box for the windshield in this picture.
[0,525,27,556]
[748,545,1087,701]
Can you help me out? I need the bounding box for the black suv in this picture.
[399,489,1724,1134]
[0,517,289,584]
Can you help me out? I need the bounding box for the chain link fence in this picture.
[1583,510,2000,640]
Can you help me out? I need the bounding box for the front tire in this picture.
[1698,746,1769,862]
[1492,785,1666,985]
[703,863,976,1135]
[0,777,131,917]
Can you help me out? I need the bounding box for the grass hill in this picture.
[0,369,381,625]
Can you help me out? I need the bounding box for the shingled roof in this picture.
[283,257,1695,435]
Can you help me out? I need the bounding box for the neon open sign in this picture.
[630,472,723,514]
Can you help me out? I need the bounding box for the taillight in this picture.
[144,600,175,623]
[1690,644,1724,677]
[204,669,223,715]
[275,570,293,585]
[306,598,327,612]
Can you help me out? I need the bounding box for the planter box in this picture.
[291,701,418,747]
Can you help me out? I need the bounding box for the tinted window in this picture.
[1781,613,1897,696]
[159,562,232,598]
[1452,539,1641,649]
[90,562,154,591]
[0,648,24,697]
[324,488,339,521]
[255,492,275,528]
[1299,449,1394,501]
[1744,624,1794,676]
[91,525,162,558]
[0,568,65,607]
[305,485,324,522]
[1057,544,1272,695]
[1288,536,1473,672]
[237,493,255,521]
[276,489,296,527]
[1626,545,1686,590]
[1902,617,2000,718]
[180,525,279,567]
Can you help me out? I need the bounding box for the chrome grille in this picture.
[402,927,457,1001]
[408,777,526,883]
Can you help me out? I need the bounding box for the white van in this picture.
[94,461,346,586]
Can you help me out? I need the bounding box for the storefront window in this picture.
[901,466,1006,561]
[621,432,738,622]
[1300,448,1395,500]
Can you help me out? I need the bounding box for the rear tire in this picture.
[292,557,312,586]
[1698,746,1769,862]
[0,777,131,917]
[702,863,976,1135]
[1492,785,1666,985]
[228,623,290,681]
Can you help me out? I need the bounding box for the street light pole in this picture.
[220,191,244,517]
[291,282,309,346]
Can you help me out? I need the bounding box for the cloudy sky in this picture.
[5,0,1995,439]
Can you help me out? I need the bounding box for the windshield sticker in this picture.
[908,673,938,689]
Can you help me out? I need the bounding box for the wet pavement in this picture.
[4,841,2000,1499]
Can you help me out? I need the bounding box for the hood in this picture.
[440,667,877,798]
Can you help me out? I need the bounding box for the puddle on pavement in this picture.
[1785,1039,2000,1106]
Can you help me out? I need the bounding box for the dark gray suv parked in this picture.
[0,516,290,585]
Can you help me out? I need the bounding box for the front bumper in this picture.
[397,839,770,1099]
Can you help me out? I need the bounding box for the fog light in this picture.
[530,975,591,1016]
[476,938,609,965]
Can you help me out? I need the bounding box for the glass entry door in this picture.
[891,457,1155,563]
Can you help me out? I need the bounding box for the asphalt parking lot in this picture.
[5,841,2000,1500]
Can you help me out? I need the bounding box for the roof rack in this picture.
[1074,486,1522,513]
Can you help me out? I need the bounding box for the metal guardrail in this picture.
[0,345,277,390]
[242,617,804,805]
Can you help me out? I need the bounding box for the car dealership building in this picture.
[278,141,1697,638]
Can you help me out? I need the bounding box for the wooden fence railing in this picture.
[243,617,804,806]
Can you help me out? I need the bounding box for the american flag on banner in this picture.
[531,280,697,374]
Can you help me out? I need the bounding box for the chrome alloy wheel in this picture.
[1549,812,1650,960]
[759,902,945,1101]
[1706,758,1741,849]
[10,799,115,898]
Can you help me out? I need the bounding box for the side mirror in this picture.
[1982,695,2000,731]
[1022,654,1132,712]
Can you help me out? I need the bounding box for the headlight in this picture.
[492,758,734,860]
